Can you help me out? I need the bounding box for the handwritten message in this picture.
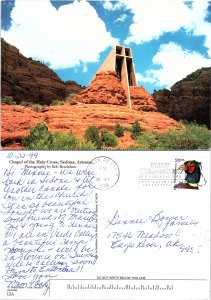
[1,153,98,295]
[106,210,199,254]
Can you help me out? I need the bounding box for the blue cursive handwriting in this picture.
[1,156,98,295]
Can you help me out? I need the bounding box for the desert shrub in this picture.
[23,123,97,150]
[20,101,30,107]
[85,126,102,148]
[157,122,210,150]
[122,126,132,132]
[66,93,78,102]
[78,140,97,150]
[33,104,42,112]
[52,131,98,150]
[2,96,16,105]
[132,122,211,150]
[51,99,65,106]
[134,131,159,149]
[84,127,117,148]
[114,123,124,137]
[131,121,142,139]
[101,129,117,147]
[52,133,97,150]
[68,93,78,99]
[23,123,53,150]
[52,131,79,150]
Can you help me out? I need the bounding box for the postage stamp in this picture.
[139,158,207,190]
[174,159,206,190]
[87,156,120,190]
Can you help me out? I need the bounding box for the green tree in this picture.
[131,121,142,139]
[84,126,102,148]
[23,123,53,150]
[101,129,117,147]
[114,123,124,137]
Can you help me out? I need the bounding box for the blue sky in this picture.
[1,0,211,93]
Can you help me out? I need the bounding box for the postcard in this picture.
[0,150,210,300]
[1,0,210,152]
[1,0,211,300]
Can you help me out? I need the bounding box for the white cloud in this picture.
[188,0,211,57]
[124,0,191,43]
[122,0,211,57]
[137,42,211,88]
[114,13,127,23]
[82,64,88,73]
[2,0,118,69]
[102,0,124,11]
[102,0,114,10]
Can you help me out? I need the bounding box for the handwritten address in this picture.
[1,155,98,295]
[106,210,199,254]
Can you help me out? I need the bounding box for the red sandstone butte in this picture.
[70,71,157,112]
[70,71,128,106]
[130,86,157,112]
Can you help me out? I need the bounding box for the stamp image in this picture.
[174,160,207,190]
[87,156,120,190]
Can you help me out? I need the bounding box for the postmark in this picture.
[87,156,120,190]
[139,162,175,187]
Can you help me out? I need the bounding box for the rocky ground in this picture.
[1,103,181,149]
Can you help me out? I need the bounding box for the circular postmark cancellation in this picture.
[87,156,120,190]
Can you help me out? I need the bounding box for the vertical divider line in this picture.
[95,193,98,256]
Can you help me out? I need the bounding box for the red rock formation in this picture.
[64,80,85,95]
[130,86,157,111]
[70,71,128,106]
[71,71,157,112]
[1,38,84,104]
[153,67,211,128]
[1,103,181,149]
